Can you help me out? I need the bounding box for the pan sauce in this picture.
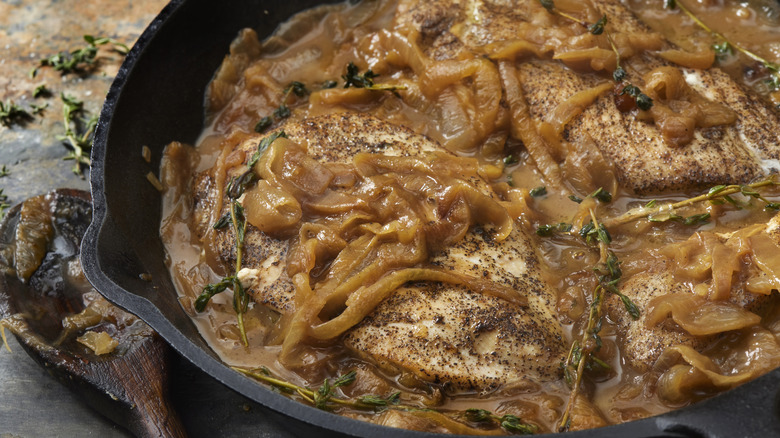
[160,0,780,433]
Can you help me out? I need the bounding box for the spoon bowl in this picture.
[0,189,185,438]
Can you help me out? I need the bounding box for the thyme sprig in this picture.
[559,209,625,432]
[58,93,97,176]
[665,0,780,91]
[0,100,32,127]
[0,166,9,177]
[464,409,537,434]
[234,366,537,434]
[196,132,288,346]
[603,177,778,228]
[34,34,129,76]
[538,0,653,110]
[255,82,308,133]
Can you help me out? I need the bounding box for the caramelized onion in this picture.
[749,233,780,292]
[497,60,563,186]
[646,293,761,335]
[242,180,302,236]
[14,195,54,282]
[643,67,737,147]
[656,49,715,70]
[655,328,780,403]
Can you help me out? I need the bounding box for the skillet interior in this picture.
[80,0,780,436]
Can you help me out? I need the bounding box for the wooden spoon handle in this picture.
[98,334,187,438]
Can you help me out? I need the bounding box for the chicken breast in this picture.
[606,216,780,372]
[397,0,780,193]
[194,112,565,392]
[345,226,565,393]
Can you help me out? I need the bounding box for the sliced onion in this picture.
[646,293,761,336]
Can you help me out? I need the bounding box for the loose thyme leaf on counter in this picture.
[0,100,32,127]
[58,93,97,175]
[38,34,129,75]
[32,84,50,98]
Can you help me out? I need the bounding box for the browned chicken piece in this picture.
[346,226,566,393]
[519,58,779,193]
[397,0,780,193]
[193,112,565,392]
[607,215,780,372]
[605,268,709,373]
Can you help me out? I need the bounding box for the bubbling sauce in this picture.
[161,0,780,434]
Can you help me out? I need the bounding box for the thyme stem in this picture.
[559,209,609,431]
[603,177,777,228]
[233,366,537,434]
[230,200,249,347]
[672,0,775,68]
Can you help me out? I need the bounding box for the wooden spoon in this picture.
[0,189,186,438]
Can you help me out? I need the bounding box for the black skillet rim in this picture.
[81,0,780,436]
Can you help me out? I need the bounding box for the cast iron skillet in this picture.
[81,0,780,436]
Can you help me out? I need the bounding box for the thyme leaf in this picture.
[357,391,401,407]
[273,103,291,119]
[588,15,607,35]
[589,187,612,203]
[343,61,379,88]
[213,212,231,229]
[333,370,357,388]
[712,41,732,60]
[621,85,653,111]
[254,116,273,133]
[283,81,309,97]
[465,408,537,434]
[342,62,406,93]
[37,34,128,76]
[32,84,50,98]
[0,100,32,127]
[255,82,308,133]
[194,276,237,312]
[530,186,547,197]
[612,66,627,82]
[58,93,97,175]
[536,222,573,236]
